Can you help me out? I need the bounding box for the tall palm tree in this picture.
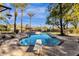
[11,3,19,33]
[27,12,35,31]
[20,4,28,33]
[27,12,35,45]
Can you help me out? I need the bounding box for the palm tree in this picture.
[27,12,35,31]
[11,3,19,33]
[11,3,29,33]
[20,4,28,33]
[27,12,35,45]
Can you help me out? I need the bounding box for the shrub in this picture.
[69,29,73,33]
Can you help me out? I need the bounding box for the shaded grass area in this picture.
[48,32,60,35]
[48,32,79,37]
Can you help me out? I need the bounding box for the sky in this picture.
[0,3,50,27]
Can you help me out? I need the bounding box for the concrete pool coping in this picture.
[19,33,62,46]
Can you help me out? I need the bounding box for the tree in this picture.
[27,12,35,31]
[46,17,58,31]
[64,4,79,29]
[59,3,64,35]
[70,4,79,29]
[47,3,73,35]
[0,14,9,31]
[11,3,29,33]
[11,3,19,33]
[20,4,28,33]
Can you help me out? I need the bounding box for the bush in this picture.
[69,29,73,33]
[75,29,79,34]
[15,30,19,34]
[50,29,60,32]
[68,28,79,34]
[7,28,11,31]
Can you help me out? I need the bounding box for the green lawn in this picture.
[47,32,60,35]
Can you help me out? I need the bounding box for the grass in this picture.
[48,32,79,36]
[47,32,60,35]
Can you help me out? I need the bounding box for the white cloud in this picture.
[33,13,47,19]
[25,7,48,19]
[8,6,48,19]
[26,7,47,14]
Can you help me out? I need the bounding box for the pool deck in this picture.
[0,33,79,56]
[44,33,79,56]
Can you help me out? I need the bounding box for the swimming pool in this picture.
[19,33,61,46]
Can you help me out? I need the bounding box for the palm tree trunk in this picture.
[59,3,64,35]
[30,17,32,31]
[29,17,32,45]
[14,9,17,33]
[21,10,23,33]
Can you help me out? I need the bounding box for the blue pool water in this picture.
[19,33,61,46]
